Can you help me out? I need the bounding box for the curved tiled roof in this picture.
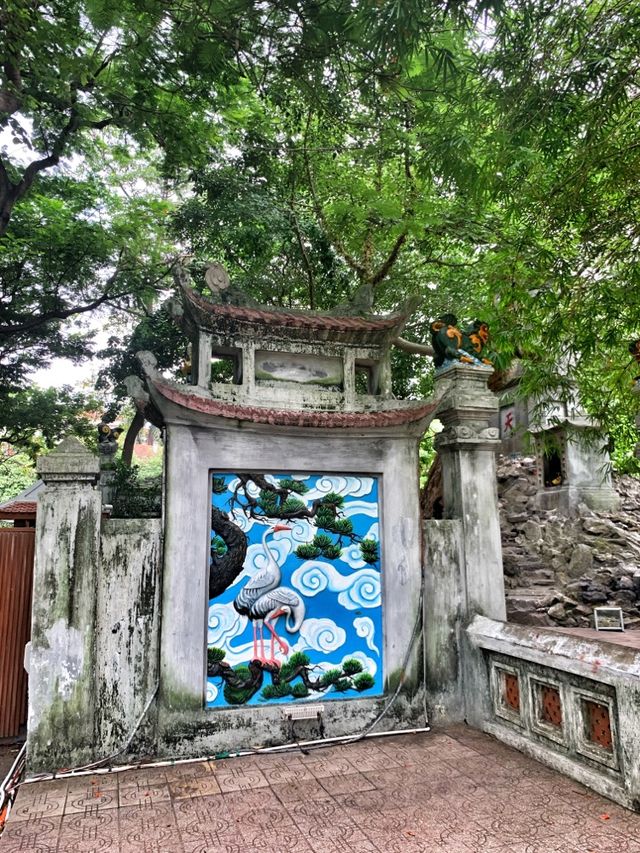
[154,380,435,429]
[184,288,407,333]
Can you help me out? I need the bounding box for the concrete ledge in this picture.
[467,616,640,687]
[466,615,640,811]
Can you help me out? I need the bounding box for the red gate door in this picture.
[0,529,35,738]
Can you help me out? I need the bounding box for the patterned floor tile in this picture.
[64,787,120,814]
[168,774,222,799]
[173,794,230,826]
[7,788,68,821]
[304,757,361,779]
[318,770,377,796]
[259,759,318,785]
[182,842,254,853]
[117,784,170,808]
[341,747,401,773]
[118,802,178,832]
[333,788,388,810]
[240,823,315,850]
[232,800,295,838]
[272,778,335,804]
[557,829,640,853]
[0,816,61,852]
[64,773,119,794]
[58,809,119,838]
[219,787,281,818]
[167,760,213,779]
[117,768,169,789]
[214,766,269,791]
[305,840,381,853]
[177,813,237,845]
[19,779,70,796]
[5,728,640,853]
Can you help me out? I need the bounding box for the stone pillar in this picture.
[435,363,505,620]
[28,437,101,772]
[424,364,505,725]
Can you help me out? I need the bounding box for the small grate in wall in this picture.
[503,672,520,713]
[539,685,563,727]
[584,700,613,751]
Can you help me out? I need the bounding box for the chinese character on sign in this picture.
[501,406,516,438]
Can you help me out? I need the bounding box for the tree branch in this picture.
[370,231,407,287]
[0,255,126,335]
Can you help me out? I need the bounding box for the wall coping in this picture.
[467,615,640,686]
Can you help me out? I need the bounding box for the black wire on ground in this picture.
[14,580,428,789]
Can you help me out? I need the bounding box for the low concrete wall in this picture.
[96,518,162,756]
[467,616,640,811]
[27,437,163,773]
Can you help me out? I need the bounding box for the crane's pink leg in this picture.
[252,620,259,661]
[258,621,266,662]
[264,610,289,662]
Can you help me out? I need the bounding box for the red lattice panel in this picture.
[584,701,613,751]
[540,685,563,727]
[503,672,520,713]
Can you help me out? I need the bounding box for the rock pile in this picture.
[498,456,640,628]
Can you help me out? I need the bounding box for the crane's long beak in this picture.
[272,523,291,532]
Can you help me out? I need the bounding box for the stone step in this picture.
[521,568,555,585]
[506,610,551,626]
[506,589,553,605]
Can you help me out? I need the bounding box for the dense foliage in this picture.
[1,1,639,468]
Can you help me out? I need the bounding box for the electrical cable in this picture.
[0,742,27,834]
[12,572,429,791]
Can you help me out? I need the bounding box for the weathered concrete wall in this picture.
[423,519,464,723]
[467,616,640,811]
[27,439,163,773]
[159,417,426,756]
[96,518,162,755]
[28,438,101,772]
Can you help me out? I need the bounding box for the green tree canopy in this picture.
[2,0,640,467]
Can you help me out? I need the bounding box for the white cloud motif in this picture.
[291,561,381,610]
[208,603,246,646]
[206,681,219,704]
[283,519,314,544]
[342,542,366,569]
[294,618,346,653]
[302,476,374,501]
[343,500,379,519]
[353,617,379,655]
[228,509,260,534]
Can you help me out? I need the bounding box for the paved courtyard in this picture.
[2,725,640,852]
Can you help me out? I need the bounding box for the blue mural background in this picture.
[206,473,383,707]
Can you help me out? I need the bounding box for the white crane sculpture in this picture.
[233,523,305,664]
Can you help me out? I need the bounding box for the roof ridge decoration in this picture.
[168,260,415,341]
[181,284,411,333]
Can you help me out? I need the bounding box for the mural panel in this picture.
[206,473,383,707]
